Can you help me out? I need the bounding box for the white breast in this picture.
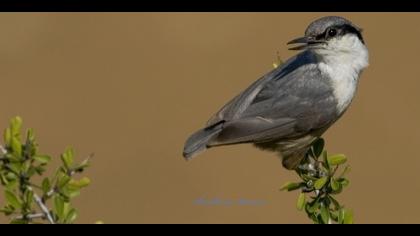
[319,62,359,114]
[315,34,369,114]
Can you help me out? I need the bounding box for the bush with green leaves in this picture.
[281,138,353,224]
[0,116,92,224]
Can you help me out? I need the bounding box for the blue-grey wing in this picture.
[205,51,338,146]
[206,51,310,126]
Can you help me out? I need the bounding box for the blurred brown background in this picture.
[0,13,419,224]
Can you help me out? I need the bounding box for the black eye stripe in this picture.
[316,32,326,40]
[315,24,365,44]
[339,24,365,44]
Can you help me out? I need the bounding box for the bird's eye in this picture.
[327,28,337,37]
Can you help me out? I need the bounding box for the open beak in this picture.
[287,36,325,50]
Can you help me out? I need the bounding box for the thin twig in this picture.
[27,187,55,224]
[14,213,45,221]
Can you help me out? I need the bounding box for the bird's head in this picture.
[287,16,367,59]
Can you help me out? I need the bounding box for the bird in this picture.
[182,16,369,170]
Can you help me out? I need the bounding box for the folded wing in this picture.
[206,51,337,147]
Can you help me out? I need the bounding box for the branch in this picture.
[27,187,55,224]
[14,213,45,221]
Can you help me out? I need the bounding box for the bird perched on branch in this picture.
[183,16,369,170]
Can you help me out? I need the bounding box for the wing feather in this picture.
[205,51,338,146]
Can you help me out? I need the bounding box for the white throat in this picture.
[315,34,369,114]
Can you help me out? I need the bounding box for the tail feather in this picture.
[183,125,223,160]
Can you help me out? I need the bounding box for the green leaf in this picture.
[11,137,22,157]
[27,166,37,177]
[34,155,52,164]
[312,138,325,158]
[330,178,341,192]
[328,154,347,166]
[5,190,22,209]
[296,193,306,211]
[54,196,66,219]
[25,128,38,156]
[4,128,11,146]
[6,172,17,181]
[63,201,71,216]
[69,177,91,189]
[79,177,91,187]
[57,173,71,189]
[320,204,330,224]
[68,189,80,199]
[306,199,320,214]
[343,209,354,224]
[280,182,301,191]
[7,162,22,175]
[62,185,81,199]
[10,116,23,137]
[332,189,343,195]
[6,153,20,162]
[34,165,47,175]
[314,177,328,190]
[26,128,35,142]
[59,194,70,203]
[65,208,78,224]
[338,178,350,187]
[5,180,18,191]
[0,205,15,216]
[24,189,34,209]
[42,178,51,194]
[22,161,31,173]
[61,147,75,169]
